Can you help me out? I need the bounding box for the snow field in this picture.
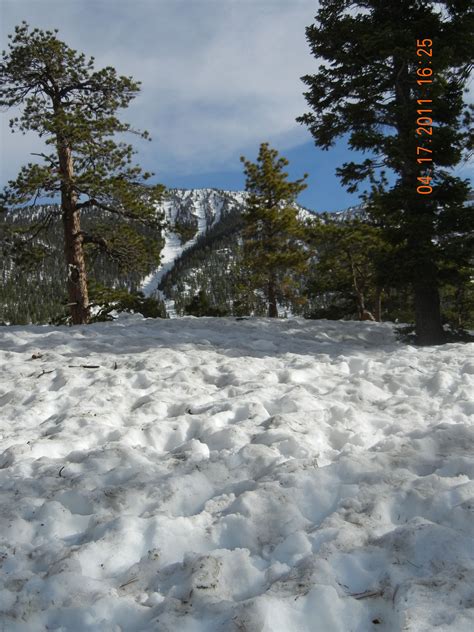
[0,317,473,631]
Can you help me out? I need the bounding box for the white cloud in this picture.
[0,0,320,184]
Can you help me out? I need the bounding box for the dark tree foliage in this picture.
[298,0,473,344]
[85,283,167,323]
[0,204,165,324]
[307,215,389,321]
[184,290,230,317]
[0,23,165,324]
[174,219,199,245]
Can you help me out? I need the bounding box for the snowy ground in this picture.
[0,317,473,632]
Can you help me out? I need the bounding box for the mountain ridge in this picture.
[142,188,319,315]
[141,188,363,314]
[0,187,365,322]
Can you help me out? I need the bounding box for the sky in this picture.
[0,0,472,212]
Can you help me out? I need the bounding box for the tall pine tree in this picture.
[0,23,165,324]
[298,0,473,344]
[240,143,309,317]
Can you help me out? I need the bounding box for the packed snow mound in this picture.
[0,318,473,632]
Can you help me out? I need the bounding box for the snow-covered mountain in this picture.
[0,187,362,322]
[141,189,248,303]
[140,188,317,311]
[160,187,315,231]
[165,188,248,229]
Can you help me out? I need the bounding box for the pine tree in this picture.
[298,0,473,344]
[308,216,388,321]
[240,143,309,317]
[0,23,165,324]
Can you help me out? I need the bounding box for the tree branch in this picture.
[76,197,158,227]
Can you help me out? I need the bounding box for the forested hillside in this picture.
[0,205,163,324]
[1,189,473,329]
[1,189,250,323]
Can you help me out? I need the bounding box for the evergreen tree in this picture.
[0,23,165,324]
[308,216,388,321]
[184,290,230,317]
[298,0,473,344]
[240,143,309,317]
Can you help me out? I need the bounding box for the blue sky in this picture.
[1,0,472,212]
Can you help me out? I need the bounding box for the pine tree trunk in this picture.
[392,56,444,345]
[267,277,278,318]
[348,251,366,320]
[374,287,382,322]
[413,270,444,346]
[454,286,464,329]
[57,138,89,325]
[404,231,445,344]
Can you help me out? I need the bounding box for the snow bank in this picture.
[0,318,473,631]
